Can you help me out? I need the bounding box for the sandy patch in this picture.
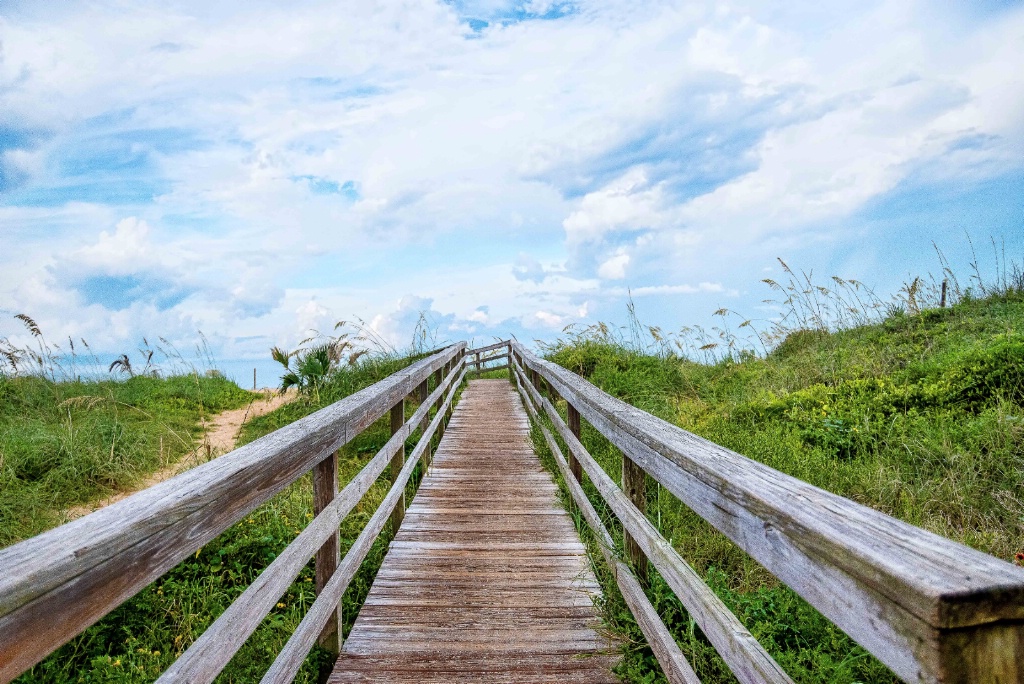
[65,389,296,520]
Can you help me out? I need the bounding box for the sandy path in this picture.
[66,390,295,519]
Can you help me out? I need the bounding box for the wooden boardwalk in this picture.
[329,379,618,683]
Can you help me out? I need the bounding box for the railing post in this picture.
[389,399,405,534]
[313,451,342,655]
[622,454,648,583]
[566,403,583,483]
[416,379,429,432]
[428,367,443,467]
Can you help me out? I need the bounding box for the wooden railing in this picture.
[508,341,1024,684]
[4,338,1023,684]
[465,340,511,375]
[0,343,468,684]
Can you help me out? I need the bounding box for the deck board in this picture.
[329,379,618,683]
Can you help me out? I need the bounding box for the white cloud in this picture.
[597,252,630,280]
[1,0,1022,363]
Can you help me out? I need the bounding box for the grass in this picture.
[10,351,444,684]
[0,373,252,547]
[6,245,1022,683]
[529,279,1024,682]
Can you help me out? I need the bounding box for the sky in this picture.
[1,0,1022,384]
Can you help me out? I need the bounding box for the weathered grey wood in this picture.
[416,379,429,433]
[314,451,342,655]
[514,361,791,684]
[465,341,510,356]
[0,343,465,683]
[153,363,465,684]
[467,350,508,366]
[329,378,616,683]
[262,367,467,684]
[470,362,509,375]
[512,342,1024,683]
[514,369,700,684]
[621,455,648,584]
[566,402,583,483]
[390,399,406,535]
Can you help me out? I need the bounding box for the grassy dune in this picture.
[534,290,1024,682]
[11,354,435,684]
[0,374,251,547]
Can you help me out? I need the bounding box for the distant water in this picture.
[214,358,286,391]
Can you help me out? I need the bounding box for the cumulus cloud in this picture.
[1,0,1021,362]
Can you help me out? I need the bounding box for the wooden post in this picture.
[416,379,429,432]
[566,403,583,483]
[313,451,341,655]
[253,368,256,391]
[941,279,948,308]
[428,368,443,467]
[389,399,405,535]
[622,454,648,583]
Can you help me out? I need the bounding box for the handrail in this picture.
[513,367,701,684]
[466,340,510,355]
[510,341,1024,684]
[0,342,466,682]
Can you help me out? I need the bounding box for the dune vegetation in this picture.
[4,248,1022,683]
[530,256,1024,682]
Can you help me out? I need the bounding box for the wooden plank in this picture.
[566,402,583,483]
[465,340,510,356]
[621,455,648,583]
[514,369,700,684]
[261,367,467,684]
[390,399,406,535]
[0,343,466,683]
[516,361,792,684]
[329,379,618,683]
[155,364,466,684]
[513,343,1024,683]
[314,451,342,655]
[470,363,509,374]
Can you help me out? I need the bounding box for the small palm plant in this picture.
[271,338,349,401]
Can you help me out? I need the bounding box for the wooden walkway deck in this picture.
[329,379,618,683]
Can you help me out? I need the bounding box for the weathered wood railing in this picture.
[0,343,468,684]
[465,339,511,375]
[509,341,1024,684]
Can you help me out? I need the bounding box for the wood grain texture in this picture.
[153,360,466,684]
[314,451,342,655]
[514,370,700,684]
[512,342,1024,683]
[515,361,790,684]
[621,455,648,584]
[465,341,511,356]
[390,399,406,535]
[262,367,467,684]
[329,379,619,683]
[0,343,464,683]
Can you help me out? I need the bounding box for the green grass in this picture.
[11,352,444,684]
[0,373,251,547]
[532,291,1024,683]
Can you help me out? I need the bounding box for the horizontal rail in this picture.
[467,353,508,366]
[512,342,1024,683]
[157,358,465,683]
[513,366,700,684]
[514,357,787,683]
[0,342,466,682]
[262,363,467,683]
[470,362,509,374]
[466,340,510,356]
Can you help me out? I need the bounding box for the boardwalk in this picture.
[329,379,618,683]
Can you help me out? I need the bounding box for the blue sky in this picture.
[1,0,1022,383]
